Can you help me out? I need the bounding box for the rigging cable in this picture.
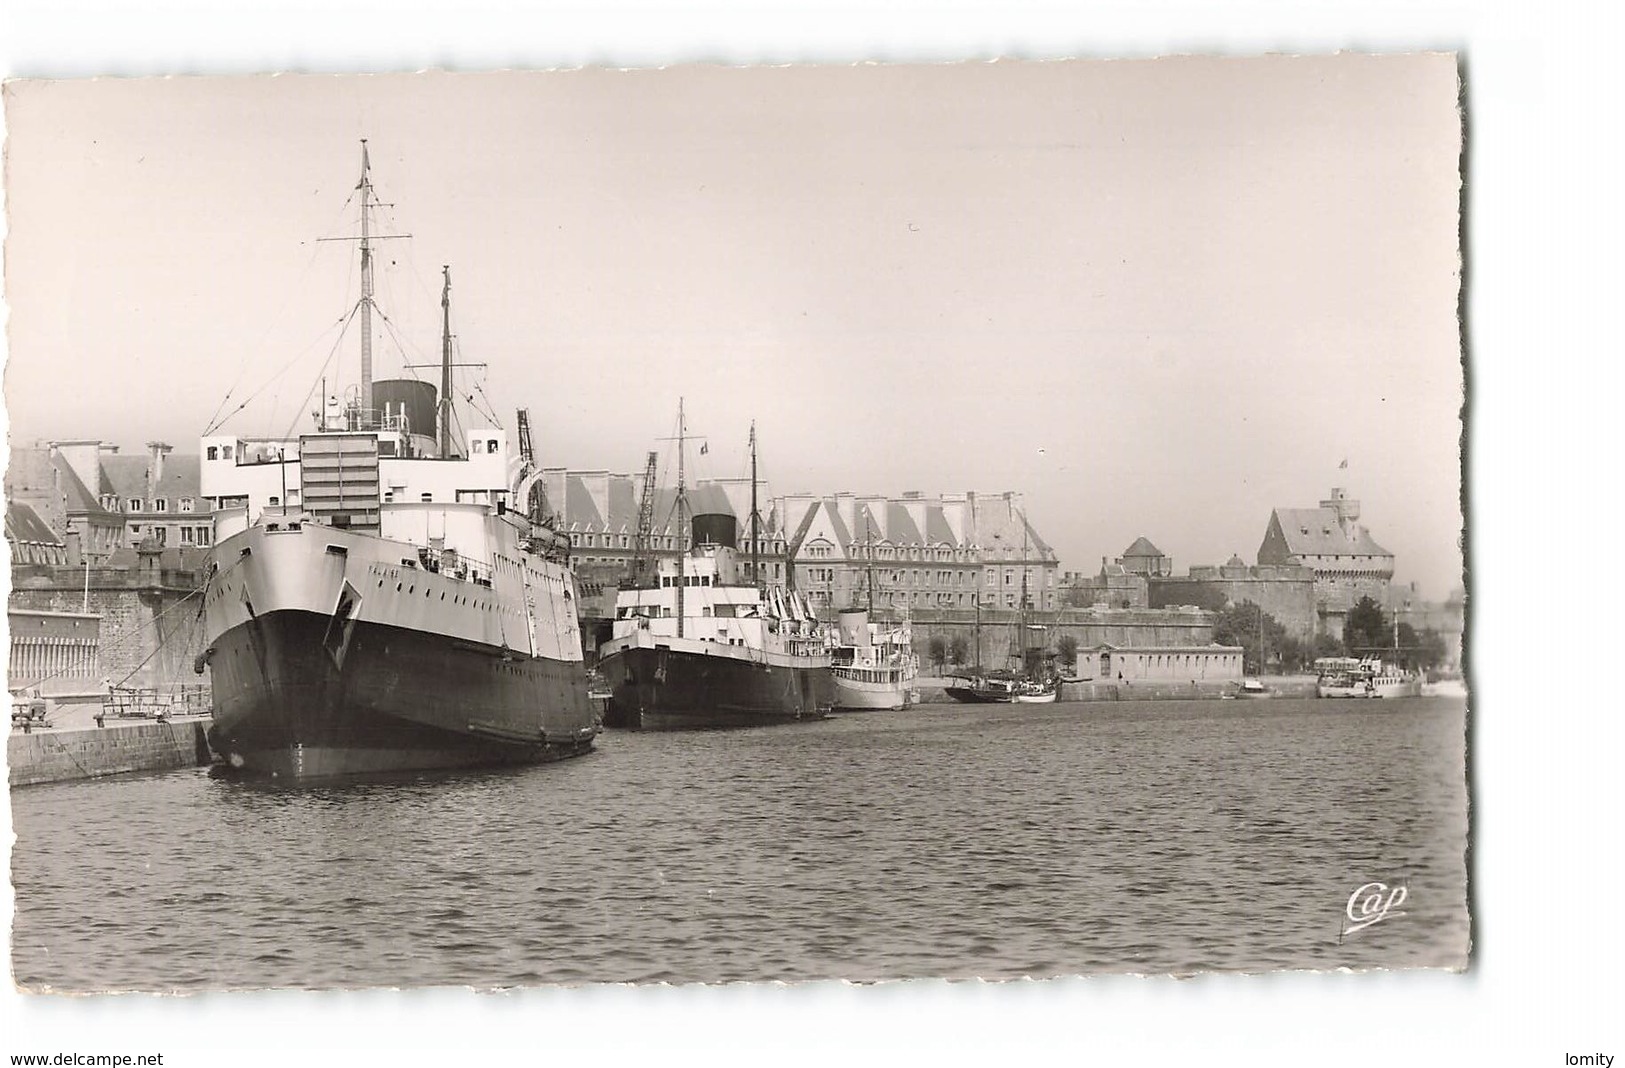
[207,303,358,436]
[273,304,366,442]
[202,186,361,434]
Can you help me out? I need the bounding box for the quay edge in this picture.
[8,715,213,788]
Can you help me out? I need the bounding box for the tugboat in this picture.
[596,404,835,729]
[829,515,919,711]
[198,144,596,779]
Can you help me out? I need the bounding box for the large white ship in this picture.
[1315,657,1423,699]
[196,145,595,779]
[596,407,834,729]
[829,609,918,711]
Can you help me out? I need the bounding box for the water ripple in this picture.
[11,696,1468,990]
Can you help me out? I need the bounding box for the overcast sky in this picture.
[3,56,1463,597]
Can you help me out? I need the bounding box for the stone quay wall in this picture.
[8,717,213,788]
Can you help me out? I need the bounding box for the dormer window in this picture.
[179,497,195,513]
[127,499,143,512]
[154,499,168,513]
[207,446,219,460]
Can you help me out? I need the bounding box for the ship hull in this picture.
[207,609,594,779]
[832,673,912,711]
[943,678,1014,703]
[1012,689,1058,704]
[597,639,834,730]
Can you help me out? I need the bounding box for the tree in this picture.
[1056,634,1079,669]
[948,634,970,666]
[1414,628,1449,672]
[1211,600,1290,675]
[1344,597,1391,659]
[1313,632,1346,660]
[1275,633,1311,674]
[927,635,949,671]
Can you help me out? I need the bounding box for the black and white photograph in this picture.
[0,2,1616,1064]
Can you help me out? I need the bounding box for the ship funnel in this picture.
[838,609,872,647]
[691,513,737,549]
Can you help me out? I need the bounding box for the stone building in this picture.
[1073,644,1244,684]
[1061,560,1148,609]
[97,442,216,550]
[535,468,789,621]
[9,440,215,560]
[1119,536,1173,577]
[1257,486,1394,639]
[1060,536,1171,609]
[775,490,1059,615]
[10,545,210,692]
[5,442,123,564]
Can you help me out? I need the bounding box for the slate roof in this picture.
[974,496,1055,560]
[821,500,852,547]
[5,502,64,547]
[1122,536,1166,559]
[924,506,957,547]
[556,472,779,538]
[564,477,603,528]
[50,455,117,519]
[97,452,211,513]
[1273,507,1391,557]
[884,502,925,546]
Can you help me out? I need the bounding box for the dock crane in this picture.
[513,408,554,527]
[629,450,659,587]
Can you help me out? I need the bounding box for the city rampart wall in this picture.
[9,567,207,690]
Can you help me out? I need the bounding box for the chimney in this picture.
[146,441,173,503]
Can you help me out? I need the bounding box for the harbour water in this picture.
[10,696,1469,992]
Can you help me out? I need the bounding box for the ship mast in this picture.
[1018,501,1030,672]
[750,421,760,591]
[358,141,375,424]
[439,265,453,457]
[864,512,876,614]
[676,397,687,640]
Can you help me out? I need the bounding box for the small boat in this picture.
[1012,678,1059,704]
[1233,678,1272,699]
